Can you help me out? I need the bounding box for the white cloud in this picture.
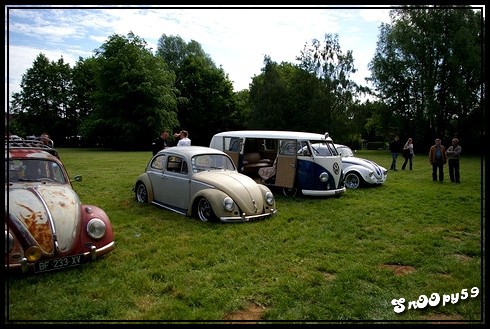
[6,6,394,108]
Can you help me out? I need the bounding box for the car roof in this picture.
[159,146,228,158]
[212,130,331,140]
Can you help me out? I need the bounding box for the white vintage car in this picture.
[335,144,388,189]
[133,146,277,223]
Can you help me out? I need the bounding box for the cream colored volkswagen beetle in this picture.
[133,146,276,223]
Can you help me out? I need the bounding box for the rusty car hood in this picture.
[6,184,81,254]
[193,171,265,214]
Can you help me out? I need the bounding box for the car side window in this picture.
[151,155,165,170]
[299,141,311,156]
[167,156,187,174]
[279,140,296,156]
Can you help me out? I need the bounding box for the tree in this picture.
[69,57,99,146]
[156,34,240,145]
[296,34,367,140]
[247,34,362,140]
[9,54,72,141]
[82,32,178,149]
[156,34,210,73]
[368,5,483,151]
[248,56,332,133]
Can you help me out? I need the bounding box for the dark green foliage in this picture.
[83,32,178,149]
[368,5,483,152]
[156,34,241,145]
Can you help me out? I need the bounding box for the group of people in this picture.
[151,130,191,155]
[389,135,462,183]
[389,136,414,171]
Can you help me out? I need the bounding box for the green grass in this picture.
[5,149,484,324]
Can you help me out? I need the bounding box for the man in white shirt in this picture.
[176,130,191,146]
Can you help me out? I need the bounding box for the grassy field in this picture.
[5,148,485,324]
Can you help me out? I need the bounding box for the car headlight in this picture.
[87,218,107,240]
[223,197,235,211]
[319,172,329,182]
[265,191,274,205]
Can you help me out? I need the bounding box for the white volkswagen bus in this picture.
[209,130,346,197]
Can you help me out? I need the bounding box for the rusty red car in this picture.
[5,139,115,274]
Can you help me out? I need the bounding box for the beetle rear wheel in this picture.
[282,187,298,197]
[197,197,217,222]
[345,172,362,189]
[135,183,148,203]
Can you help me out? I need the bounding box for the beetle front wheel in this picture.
[196,197,217,222]
[135,183,148,203]
[345,172,362,189]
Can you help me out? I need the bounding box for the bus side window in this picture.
[299,141,311,156]
[279,140,296,156]
[228,137,240,152]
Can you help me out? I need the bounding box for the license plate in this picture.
[34,254,85,273]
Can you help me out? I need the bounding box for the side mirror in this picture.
[71,175,82,182]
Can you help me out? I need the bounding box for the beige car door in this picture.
[274,139,297,188]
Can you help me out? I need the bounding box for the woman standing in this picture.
[401,138,414,170]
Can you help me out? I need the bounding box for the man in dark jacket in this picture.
[152,130,172,155]
[389,135,402,171]
[429,138,447,182]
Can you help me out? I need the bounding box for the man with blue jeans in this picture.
[389,135,402,171]
[429,138,447,182]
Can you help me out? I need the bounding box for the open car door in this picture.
[274,139,296,188]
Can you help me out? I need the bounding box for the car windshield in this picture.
[191,154,236,173]
[7,159,67,183]
[309,141,340,156]
[336,146,354,157]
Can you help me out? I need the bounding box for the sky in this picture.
[4,5,485,109]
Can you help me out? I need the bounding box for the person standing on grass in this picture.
[446,138,462,183]
[401,138,414,170]
[389,135,402,171]
[40,132,54,147]
[152,130,172,155]
[429,138,447,182]
[176,130,191,146]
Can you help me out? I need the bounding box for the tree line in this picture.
[8,5,484,154]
